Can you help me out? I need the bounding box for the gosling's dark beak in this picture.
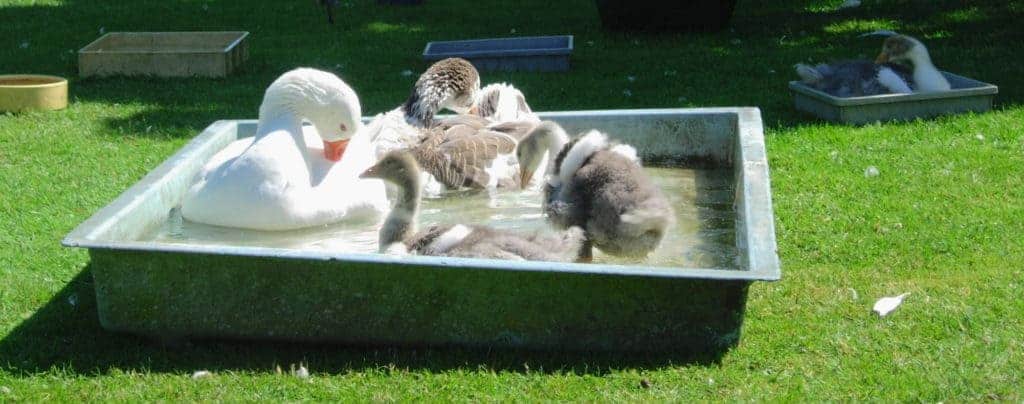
[519,167,533,189]
[360,165,379,179]
[875,50,889,64]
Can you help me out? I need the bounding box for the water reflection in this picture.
[141,168,737,269]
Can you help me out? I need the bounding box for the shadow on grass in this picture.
[0,266,730,377]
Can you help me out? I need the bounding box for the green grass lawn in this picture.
[2,0,1023,400]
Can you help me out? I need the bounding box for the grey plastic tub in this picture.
[423,36,572,72]
[62,108,779,353]
[78,32,249,78]
[789,71,998,125]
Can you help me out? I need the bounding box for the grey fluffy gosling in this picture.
[360,150,586,261]
[516,121,674,261]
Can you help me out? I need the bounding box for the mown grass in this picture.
[2,0,1023,400]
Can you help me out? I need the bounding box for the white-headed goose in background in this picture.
[795,33,949,97]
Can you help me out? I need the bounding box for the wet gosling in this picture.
[360,150,586,261]
[516,121,675,261]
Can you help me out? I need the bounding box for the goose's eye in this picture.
[339,123,347,132]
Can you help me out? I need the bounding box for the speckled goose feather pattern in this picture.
[402,58,479,127]
[486,120,539,142]
[413,124,517,189]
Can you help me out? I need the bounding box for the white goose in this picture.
[180,68,388,231]
[875,34,950,92]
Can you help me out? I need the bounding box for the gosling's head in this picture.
[876,35,928,64]
[516,121,568,188]
[360,150,420,187]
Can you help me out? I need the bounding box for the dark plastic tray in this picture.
[423,36,572,72]
[789,71,998,124]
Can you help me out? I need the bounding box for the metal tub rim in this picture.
[62,107,780,283]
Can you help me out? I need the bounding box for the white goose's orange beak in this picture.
[323,138,350,162]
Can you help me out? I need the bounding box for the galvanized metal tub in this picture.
[62,108,780,353]
[789,71,998,125]
[78,32,250,78]
[423,36,572,72]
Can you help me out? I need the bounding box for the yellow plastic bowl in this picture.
[0,74,68,112]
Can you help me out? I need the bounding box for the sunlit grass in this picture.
[941,7,986,23]
[1,0,1024,401]
[365,21,424,34]
[822,19,899,35]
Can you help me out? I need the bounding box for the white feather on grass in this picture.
[191,370,213,379]
[873,293,910,317]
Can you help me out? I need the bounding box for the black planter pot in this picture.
[595,0,737,32]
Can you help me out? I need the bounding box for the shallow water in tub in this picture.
[140,167,738,269]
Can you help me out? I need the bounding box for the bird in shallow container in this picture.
[406,118,524,192]
[367,59,548,195]
[363,58,483,162]
[180,68,387,231]
[359,150,586,261]
[515,121,675,261]
[874,34,950,92]
[472,82,540,124]
[794,33,950,97]
[402,58,482,128]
